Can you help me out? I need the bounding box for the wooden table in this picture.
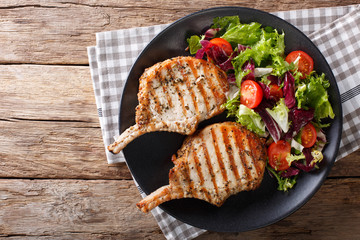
[1,1,360,239]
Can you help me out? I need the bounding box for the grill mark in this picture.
[196,80,211,114]
[147,86,162,114]
[165,63,187,117]
[202,61,228,94]
[234,128,252,185]
[169,167,185,199]
[211,127,230,193]
[178,59,196,118]
[175,81,187,118]
[201,64,217,111]
[154,61,173,110]
[244,132,261,178]
[200,133,219,197]
[161,79,173,109]
[175,61,189,117]
[193,62,212,114]
[187,59,199,78]
[182,150,197,198]
[214,67,229,93]
[192,145,210,201]
[229,128,247,187]
[186,59,200,117]
[202,64,228,114]
[222,126,241,182]
[139,71,154,120]
[147,64,166,114]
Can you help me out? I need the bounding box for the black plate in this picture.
[119,7,342,232]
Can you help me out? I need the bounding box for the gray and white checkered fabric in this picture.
[307,6,360,159]
[88,5,360,240]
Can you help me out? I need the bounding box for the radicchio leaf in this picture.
[292,148,315,172]
[219,51,238,72]
[237,44,251,52]
[196,40,230,71]
[258,82,280,104]
[315,129,327,152]
[195,47,206,59]
[285,108,314,139]
[242,60,255,80]
[267,75,283,86]
[258,81,271,98]
[227,73,236,84]
[204,28,221,40]
[280,167,300,178]
[283,71,296,109]
[254,101,282,142]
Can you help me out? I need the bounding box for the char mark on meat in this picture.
[108,56,229,154]
[136,122,267,213]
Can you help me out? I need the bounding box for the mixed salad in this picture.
[187,16,335,191]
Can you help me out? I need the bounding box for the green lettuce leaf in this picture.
[295,73,335,121]
[231,28,287,83]
[186,35,202,55]
[221,22,262,46]
[223,91,240,117]
[237,104,266,136]
[211,16,241,36]
[267,166,298,192]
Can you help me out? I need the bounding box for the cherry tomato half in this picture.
[285,50,314,79]
[268,140,292,171]
[301,123,317,148]
[210,38,233,56]
[240,80,263,109]
[269,84,283,101]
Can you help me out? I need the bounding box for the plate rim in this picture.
[119,6,343,232]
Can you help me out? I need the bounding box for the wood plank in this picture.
[0,64,129,179]
[0,64,134,179]
[0,65,98,122]
[0,179,163,239]
[0,120,131,180]
[0,0,358,64]
[0,178,358,239]
[330,150,360,177]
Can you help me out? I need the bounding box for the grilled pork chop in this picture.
[108,56,229,154]
[136,122,267,213]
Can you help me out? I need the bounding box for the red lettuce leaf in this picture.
[242,60,255,80]
[280,167,300,178]
[267,75,283,86]
[285,108,314,139]
[204,28,221,40]
[292,148,315,172]
[254,100,282,142]
[283,71,296,109]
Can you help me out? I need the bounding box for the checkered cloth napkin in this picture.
[88,4,360,240]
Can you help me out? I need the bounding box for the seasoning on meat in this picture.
[108,56,229,154]
[136,122,267,213]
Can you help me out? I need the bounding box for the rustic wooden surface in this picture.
[1,1,360,239]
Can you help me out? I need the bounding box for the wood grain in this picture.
[0,178,358,239]
[0,119,132,180]
[0,64,132,179]
[1,0,360,239]
[330,150,360,177]
[0,65,97,122]
[0,0,359,64]
[0,179,162,239]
